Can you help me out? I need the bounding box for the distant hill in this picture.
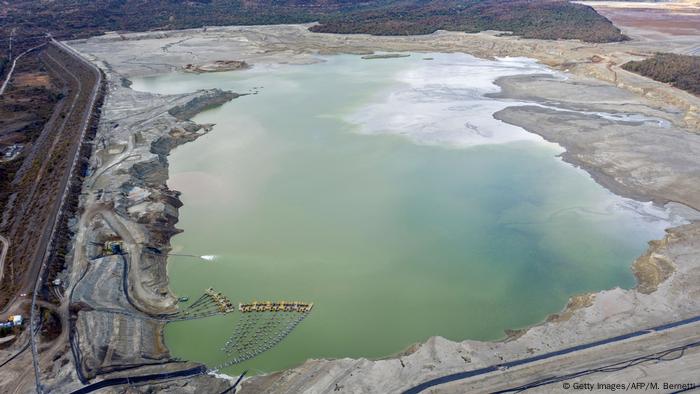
[0,0,626,58]
[623,53,700,96]
[311,0,628,42]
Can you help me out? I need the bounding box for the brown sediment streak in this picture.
[632,229,677,294]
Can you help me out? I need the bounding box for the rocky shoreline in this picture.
[40,53,241,390]
[60,23,700,393]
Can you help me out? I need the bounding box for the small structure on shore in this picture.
[0,315,23,331]
[104,240,124,255]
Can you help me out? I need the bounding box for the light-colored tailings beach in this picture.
[131,53,683,375]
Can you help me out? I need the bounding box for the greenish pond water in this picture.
[131,53,677,376]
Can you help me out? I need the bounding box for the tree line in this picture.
[623,53,700,96]
[1,0,626,44]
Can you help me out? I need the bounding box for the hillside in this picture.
[622,53,700,96]
[0,0,626,48]
[312,0,628,42]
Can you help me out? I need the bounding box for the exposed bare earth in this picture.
[578,1,700,42]
[3,20,696,393]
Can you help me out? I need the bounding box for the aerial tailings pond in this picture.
[131,53,681,375]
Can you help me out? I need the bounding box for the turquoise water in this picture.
[131,53,673,375]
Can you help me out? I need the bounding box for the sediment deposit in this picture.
[183,60,250,73]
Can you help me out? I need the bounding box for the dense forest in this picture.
[622,53,700,96]
[0,0,626,48]
[312,0,628,42]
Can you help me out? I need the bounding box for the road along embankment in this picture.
[0,39,106,394]
[25,46,241,391]
[0,41,103,309]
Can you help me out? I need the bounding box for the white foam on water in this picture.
[346,53,672,147]
[345,53,691,229]
[613,198,690,229]
[200,255,218,261]
[346,53,554,147]
[208,371,238,383]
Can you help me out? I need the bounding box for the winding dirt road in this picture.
[0,43,46,96]
[0,234,8,289]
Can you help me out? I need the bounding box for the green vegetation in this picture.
[312,0,628,43]
[622,53,700,96]
[1,0,626,44]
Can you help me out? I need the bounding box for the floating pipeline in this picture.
[239,301,314,313]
